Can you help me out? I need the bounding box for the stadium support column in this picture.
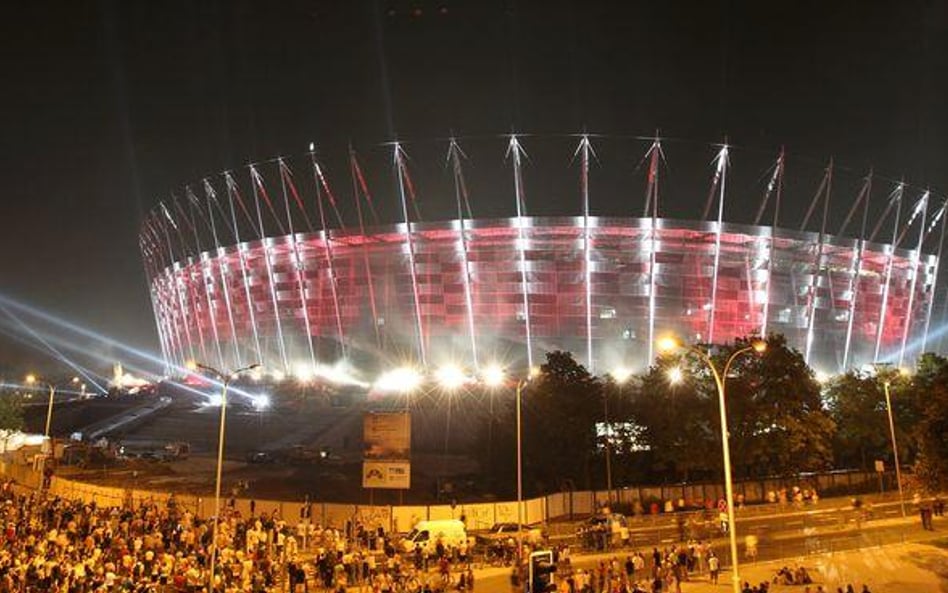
[643,136,662,365]
[224,172,264,368]
[577,134,595,372]
[804,161,833,366]
[310,153,348,360]
[186,187,226,371]
[898,192,929,367]
[349,147,382,350]
[921,200,947,353]
[707,144,729,345]
[158,204,196,365]
[140,238,173,374]
[249,166,290,373]
[394,142,427,367]
[756,149,784,338]
[874,186,904,362]
[204,179,243,369]
[508,135,534,370]
[842,173,873,371]
[448,138,479,371]
[280,159,318,371]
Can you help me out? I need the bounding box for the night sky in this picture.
[1,0,946,373]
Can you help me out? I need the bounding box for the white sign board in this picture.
[874,459,885,473]
[362,460,411,489]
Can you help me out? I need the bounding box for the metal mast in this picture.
[249,166,289,372]
[754,149,784,338]
[873,184,905,362]
[803,160,833,365]
[576,134,595,372]
[841,172,873,371]
[448,138,480,371]
[279,159,318,372]
[921,199,948,353]
[349,146,382,349]
[203,179,243,368]
[310,152,348,360]
[643,135,662,364]
[224,172,264,367]
[898,191,929,366]
[394,142,427,367]
[186,186,226,370]
[508,135,534,370]
[707,143,729,345]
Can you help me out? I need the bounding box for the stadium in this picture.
[139,137,945,382]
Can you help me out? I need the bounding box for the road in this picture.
[471,497,944,592]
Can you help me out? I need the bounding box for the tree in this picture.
[823,371,890,470]
[630,355,718,481]
[722,335,836,477]
[0,395,24,433]
[906,353,948,492]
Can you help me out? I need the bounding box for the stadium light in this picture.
[482,364,506,388]
[666,366,683,384]
[435,364,468,391]
[24,374,80,439]
[657,336,680,354]
[611,367,633,384]
[374,366,423,394]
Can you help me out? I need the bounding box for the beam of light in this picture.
[373,366,423,394]
[0,292,261,405]
[0,304,109,393]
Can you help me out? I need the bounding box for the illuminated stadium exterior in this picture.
[139,138,945,378]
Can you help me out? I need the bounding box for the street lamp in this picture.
[188,360,260,593]
[25,374,80,438]
[658,337,766,593]
[882,380,906,517]
[515,375,529,562]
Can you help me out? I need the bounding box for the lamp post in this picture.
[189,361,260,593]
[659,337,766,593]
[882,380,906,517]
[515,376,528,562]
[25,374,80,438]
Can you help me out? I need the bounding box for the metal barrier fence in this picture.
[0,462,899,534]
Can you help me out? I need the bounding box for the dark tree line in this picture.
[477,335,948,497]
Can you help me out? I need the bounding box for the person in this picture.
[708,553,720,585]
[744,534,758,561]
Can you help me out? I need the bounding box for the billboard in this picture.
[363,411,411,489]
[362,460,411,489]
[363,411,411,460]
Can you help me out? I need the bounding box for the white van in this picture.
[401,519,467,554]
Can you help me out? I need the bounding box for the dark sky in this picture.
[1,0,946,373]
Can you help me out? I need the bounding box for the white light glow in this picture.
[435,364,469,390]
[814,370,830,384]
[314,362,370,388]
[293,362,315,382]
[482,364,506,387]
[251,394,271,410]
[667,366,683,384]
[611,367,633,384]
[374,367,423,394]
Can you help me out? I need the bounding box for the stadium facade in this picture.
[139,138,945,379]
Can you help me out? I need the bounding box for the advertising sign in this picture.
[362,460,411,489]
[363,411,411,459]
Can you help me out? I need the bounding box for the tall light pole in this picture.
[659,337,766,593]
[515,376,528,562]
[25,374,79,438]
[882,380,906,517]
[189,360,260,593]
